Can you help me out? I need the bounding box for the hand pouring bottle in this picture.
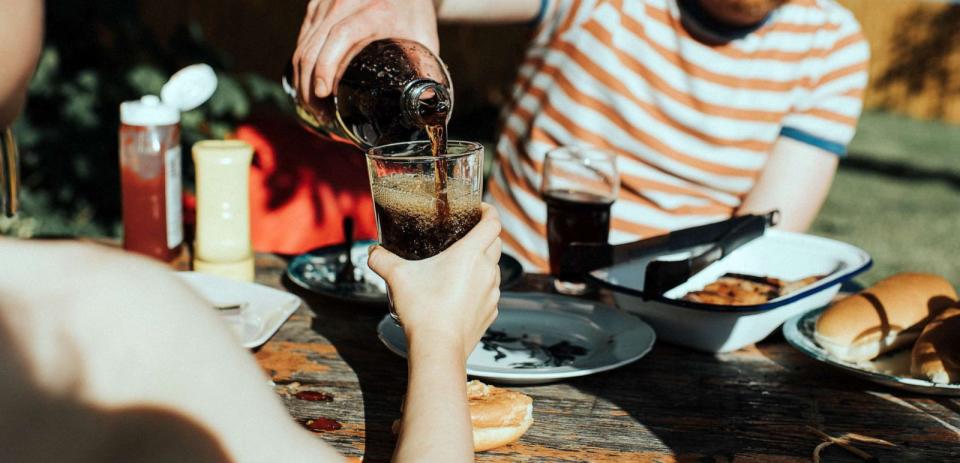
[282,39,453,149]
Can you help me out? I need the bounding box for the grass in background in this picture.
[811,110,960,286]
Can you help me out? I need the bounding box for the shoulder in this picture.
[775,0,865,38]
[768,0,869,67]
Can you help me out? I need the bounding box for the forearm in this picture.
[0,240,344,463]
[436,0,544,24]
[736,137,839,232]
[394,335,473,462]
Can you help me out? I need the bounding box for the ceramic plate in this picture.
[784,307,960,396]
[378,292,656,385]
[177,272,301,349]
[287,241,524,304]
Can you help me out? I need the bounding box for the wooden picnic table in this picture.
[251,253,960,462]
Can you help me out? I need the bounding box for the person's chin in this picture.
[699,0,785,27]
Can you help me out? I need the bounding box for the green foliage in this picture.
[811,111,960,286]
[7,0,290,237]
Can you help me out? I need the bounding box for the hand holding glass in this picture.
[366,140,484,320]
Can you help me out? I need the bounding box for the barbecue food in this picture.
[682,273,823,306]
[815,273,957,362]
[911,306,960,384]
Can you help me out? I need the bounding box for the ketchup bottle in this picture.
[118,64,217,262]
[119,96,183,262]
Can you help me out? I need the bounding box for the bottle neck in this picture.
[402,79,452,128]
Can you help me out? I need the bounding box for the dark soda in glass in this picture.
[372,174,480,260]
[544,189,614,281]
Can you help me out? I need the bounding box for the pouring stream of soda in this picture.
[420,84,451,223]
[426,125,449,222]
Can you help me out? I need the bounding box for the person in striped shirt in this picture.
[294,0,869,271]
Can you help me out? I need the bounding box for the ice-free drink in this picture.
[544,189,614,281]
[540,146,619,295]
[372,174,480,260]
[366,141,484,320]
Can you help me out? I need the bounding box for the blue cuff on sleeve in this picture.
[779,126,848,156]
[530,0,549,26]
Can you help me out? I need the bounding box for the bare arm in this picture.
[368,205,502,462]
[736,137,839,232]
[0,239,346,463]
[437,0,543,23]
[294,0,546,102]
[0,0,43,126]
[0,205,500,463]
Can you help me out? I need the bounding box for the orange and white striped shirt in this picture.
[487,0,869,271]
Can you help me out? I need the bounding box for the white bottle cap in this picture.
[120,95,180,126]
[119,64,218,127]
[162,64,218,112]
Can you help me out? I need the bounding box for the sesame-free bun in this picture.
[911,306,960,384]
[467,380,533,452]
[814,273,957,362]
[391,381,533,452]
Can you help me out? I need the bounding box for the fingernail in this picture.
[315,81,327,96]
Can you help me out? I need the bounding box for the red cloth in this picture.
[233,117,377,255]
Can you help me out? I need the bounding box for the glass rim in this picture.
[545,145,617,162]
[365,140,483,162]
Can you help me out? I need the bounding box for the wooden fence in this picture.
[839,0,960,122]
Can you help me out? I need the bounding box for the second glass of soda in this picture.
[541,146,620,295]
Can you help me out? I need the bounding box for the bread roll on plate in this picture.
[911,307,960,384]
[814,273,957,362]
[392,380,533,452]
[468,380,533,451]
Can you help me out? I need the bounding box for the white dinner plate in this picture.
[378,292,656,385]
[177,272,301,349]
[784,307,960,396]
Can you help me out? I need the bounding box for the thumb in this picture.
[367,245,404,279]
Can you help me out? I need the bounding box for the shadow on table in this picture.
[550,335,959,462]
[489,279,959,462]
[277,269,958,462]
[282,274,405,463]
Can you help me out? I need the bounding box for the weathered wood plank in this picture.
[253,254,960,463]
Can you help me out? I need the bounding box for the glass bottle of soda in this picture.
[283,39,453,150]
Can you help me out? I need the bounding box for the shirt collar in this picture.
[676,0,774,44]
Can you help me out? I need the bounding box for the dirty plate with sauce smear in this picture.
[287,240,525,305]
[377,292,656,385]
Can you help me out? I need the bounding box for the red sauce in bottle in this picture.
[119,120,183,262]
